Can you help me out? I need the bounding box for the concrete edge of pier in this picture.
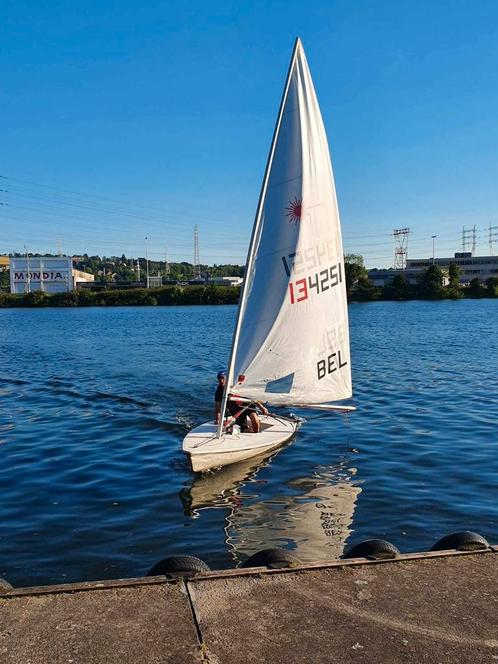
[3,545,497,597]
[2,546,498,663]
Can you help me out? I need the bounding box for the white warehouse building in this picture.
[9,256,94,294]
[369,252,498,287]
[406,252,498,283]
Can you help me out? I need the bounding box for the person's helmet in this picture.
[217,370,226,380]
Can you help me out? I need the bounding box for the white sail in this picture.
[227,39,351,406]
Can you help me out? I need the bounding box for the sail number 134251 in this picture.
[288,263,343,304]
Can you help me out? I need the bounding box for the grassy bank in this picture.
[0,285,240,308]
[1,280,497,308]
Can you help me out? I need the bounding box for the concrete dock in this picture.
[1,548,498,663]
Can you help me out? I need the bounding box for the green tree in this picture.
[468,277,483,298]
[50,291,79,307]
[0,292,21,307]
[446,262,462,298]
[77,289,97,306]
[208,264,244,278]
[419,265,445,298]
[352,275,380,301]
[24,291,49,307]
[344,254,369,294]
[485,276,498,297]
[382,272,411,300]
[0,269,9,290]
[114,264,136,281]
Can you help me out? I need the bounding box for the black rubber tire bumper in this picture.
[431,531,489,552]
[147,555,210,577]
[241,548,301,569]
[344,539,400,560]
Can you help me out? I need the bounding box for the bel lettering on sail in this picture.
[317,350,348,381]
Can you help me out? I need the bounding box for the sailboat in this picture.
[183,38,354,473]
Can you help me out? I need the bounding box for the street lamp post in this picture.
[24,245,31,294]
[145,236,149,288]
[432,235,437,264]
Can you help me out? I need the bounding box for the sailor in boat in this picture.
[214,370,269,434]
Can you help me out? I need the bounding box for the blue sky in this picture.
[2,0,498,267]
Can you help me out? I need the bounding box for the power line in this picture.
[393,228,410,269]
[3,205,248,247]
[461,225,477,254]
[0,211,248,252]
[1,174,239,226]
[193,225,201,280]
[488,224,498,255]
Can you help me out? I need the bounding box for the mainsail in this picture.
[224,38,351,411]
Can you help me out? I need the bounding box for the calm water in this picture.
[1,300,497,586]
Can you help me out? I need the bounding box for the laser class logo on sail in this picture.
[286,197,303,224]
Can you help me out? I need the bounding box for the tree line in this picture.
[70,254,243,282]
[0,285,240,308]
[1,256,497,308]
[1,253,244,284]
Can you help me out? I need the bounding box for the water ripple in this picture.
[0,302,497,585]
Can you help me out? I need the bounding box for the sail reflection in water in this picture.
[181,451,361,564]
[180,448,283,516]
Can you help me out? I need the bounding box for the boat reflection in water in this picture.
[180,448,361,565]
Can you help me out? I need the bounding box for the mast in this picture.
[216,38,302,439]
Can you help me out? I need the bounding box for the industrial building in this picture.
[406,252,498,283]
[369,252,498,287]
[208,276,243,287]
[9,256,94,294]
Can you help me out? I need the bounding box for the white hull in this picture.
[183,414,298,473]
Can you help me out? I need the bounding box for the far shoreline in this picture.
[0,283,496,308]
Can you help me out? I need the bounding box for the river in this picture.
[0,300,497,586]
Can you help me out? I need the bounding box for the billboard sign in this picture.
[9,256,74,293]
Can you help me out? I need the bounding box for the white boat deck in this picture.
[183,414,297,472]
